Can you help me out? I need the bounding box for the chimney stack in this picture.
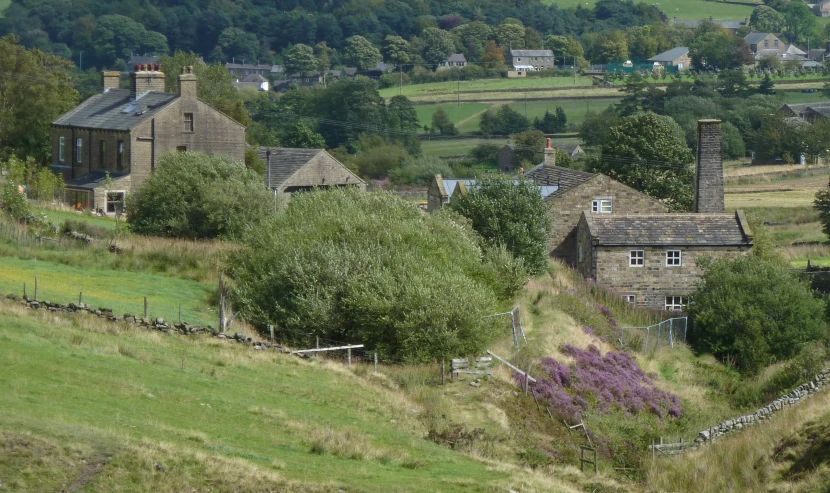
[178,65,197,99]
[694,120,725,213]
[544,138,556,167]
[102,71,120,92]
[130,63,165,100]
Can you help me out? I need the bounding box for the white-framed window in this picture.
[665,296,686,311]
[106,191,125,214]
[666,250,682,266]
[183,112,194,132]
[629,250,644,267]
[592,199,612,214]
[578,245,583,263]
[76,138,83,163]
[623,294,636,304]
[59,136,65,162]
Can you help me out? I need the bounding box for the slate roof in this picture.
[524,163,595,198]
[64,170,129,191]
[242,73,268,82]
[53,89,178,131]
[744,32,773,46]
[647,47,689,62]
[510,50,554,57]
[446,54,467,63]
[584,213,753,246]
[438,178,558,199]
[225,63,273,71]
[260,147,323,189]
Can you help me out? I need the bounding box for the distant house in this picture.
[744,33,806,63]
[560,144,585,159]
[426,175,559,212]
[780,102,830,121]
[673,16,748,34]
[526,141,668,263]
[358,63,395,80]
[437,54,468,71]
[814,0,830,17]
[225,63,275,78]
[647,47,691,70]
[497,145,516,172]
[259,147,366,195]
[51,66,246,214]
[233,73,269,91]
[509,49,555,71]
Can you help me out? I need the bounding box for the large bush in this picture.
[229,189,518,362]
[388,156,454,186]
[689,255,828,375]
[451,175,550,276]
[127,152,277,239]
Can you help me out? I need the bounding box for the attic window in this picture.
[592,199,612,214]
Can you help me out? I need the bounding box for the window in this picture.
[76,138,83,163]
[183,113,194,132]
[623,294,636,304]
[629,250,644,267]
[58,136,65,162]
[117,141,124,170]
[665,296,686,311]
[106,192,125,214]
[666,250,682,266]
[176,145,187,152]
[764,40,769,48]
[592,199,612,214]
[517,57,522,62]
[774,39,779,49]
[99,140,106,167]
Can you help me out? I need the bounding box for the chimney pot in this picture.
[178,66,197,99]
[130,66,165,100]
[544,140,556,167]
[694,119,725,214]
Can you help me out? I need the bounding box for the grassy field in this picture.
[0,255,216,326]
[421,137,510,157]
[546,0,756,20]
[36,206,119,231]
[379,76,595,100]
[414,102,490,130]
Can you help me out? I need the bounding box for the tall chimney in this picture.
[544,138,556,167]
[694,119,725,213]
[102,71,120,92]
[178,65,197,99]
[130,63,165,100]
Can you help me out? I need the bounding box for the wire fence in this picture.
[620,317,688,353]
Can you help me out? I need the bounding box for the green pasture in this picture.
[782,91,830,104]
[36,206,119,231]
[0,306,506,491]
[0,256,216,325]
[380,75,595,99]
[421,138,509,157]
[547,0,756,20]
[415,102,490,130]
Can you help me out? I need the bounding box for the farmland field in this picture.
[547,0,756,20]
[414,102,490,130]
[379,75,595,100]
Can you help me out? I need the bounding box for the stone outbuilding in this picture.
[51,65,246,214]
[259,147,366,195]
[647,47,691,70]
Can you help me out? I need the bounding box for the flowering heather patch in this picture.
[519,345,683,421]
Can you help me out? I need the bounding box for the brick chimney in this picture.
[102,71,120,92]
[178,65,197,100]
[130,63,165,100]
[544,138,556,167]
[694,119,725,213]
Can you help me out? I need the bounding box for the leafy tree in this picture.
[752,113,808,163]
[91,15,168,67]
[496,22,525,50]
[555,107,568,131]
[2,155,64,201]
[281,123,326,149]
[785,2,816,45]
[721,121,747,160]
[388,155,454,186]
[159,51,251,126]
[494,105,530,135]
[534,109,567,133]
[470,143,501,164]
[0,180,30,221]
[758,74,776,95]
[350,136,409,178]
[420,27,456,65]
[750,5,786,33]
[591,112,694,211]
[283,44,317,74]
[383,35,411,65]
[480,108,497,136]
[343,35,382,70]
[481,40,505,68]
[583,30,628,64]
[690,30,754,70]
[431,107,458,135]
[316,76,387,148]
[512,129,545,166]
[127,152,276,239]
[228,188,515,362]
[717,69,751,98]
[387,95,421,153]
[0,36,78,163]
[452,175,550,275]
[314,42,334,73]
[814,177,830,239]
[579,106,620,148]
[617,72,648,116]
[451,22,492,61]
[218,27,259,63]
[689,255,827,375]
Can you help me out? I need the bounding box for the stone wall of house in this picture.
[278,153,365,194]
[575,237,751,308]
[91,174,132,214]
[51,128,132,179]
[549,176,668,265]
[152,98,246,164]
[497,146,515,173]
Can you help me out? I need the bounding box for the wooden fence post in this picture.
[79,292,83,305]
[178,304,182,323]
[441,359,445,385]
[347,347,352,367]
[374,352,378,373]
[34,277,38,301]
[144,297,148,319]
[23,282,26,299]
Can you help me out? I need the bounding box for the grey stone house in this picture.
[509,49,555,71]
[259,147,366,195]
[437,54,468,71]
[526,141,668,263]
[574,120,754,310]
[51,66,246,213]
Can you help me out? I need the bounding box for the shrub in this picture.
[1,181,31,220]
[689,256,828,376]
[451,175,551,275]
[388,156,454,186]
[524,345,684,422]
[229,189,512,362]
[126,152,278,239]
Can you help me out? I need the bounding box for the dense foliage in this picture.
[127,152,277,239]
[814,178,830,240]
[689,255,828,376]
[451,175,550,275]
[525,345,683,422]
[229,188,521,362]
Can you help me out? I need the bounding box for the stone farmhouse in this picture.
[509,49,555,71]
[259,147,366,195]
[437,54,468,71]
[745,33,807,63]
[781,101,830,122]
[574,120,754,310]
[51,65,246,214]
[525,142,668,264]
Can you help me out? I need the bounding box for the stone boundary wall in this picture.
[694,369,830,445]
[3,293,287,353]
